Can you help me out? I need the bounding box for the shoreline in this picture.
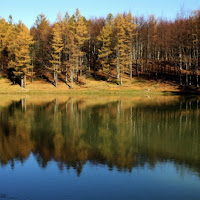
[0,88,199,96]
[0,77,200,96]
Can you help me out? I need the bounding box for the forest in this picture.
[0,9,200,89]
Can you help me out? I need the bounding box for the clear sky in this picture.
[0,0,200,28]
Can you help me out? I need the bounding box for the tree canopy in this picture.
[0,9,200,88]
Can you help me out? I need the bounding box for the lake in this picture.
[0,95,200,200]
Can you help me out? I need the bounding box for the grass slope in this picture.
[0,75,183,95]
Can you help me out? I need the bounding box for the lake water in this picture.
[0,95,200,200]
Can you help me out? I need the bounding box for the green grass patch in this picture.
[131,79,147,84]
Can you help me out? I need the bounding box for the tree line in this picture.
[0,9,200,88]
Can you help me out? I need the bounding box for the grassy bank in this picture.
[0,75,192,96]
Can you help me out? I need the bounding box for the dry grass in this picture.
[0,75,179,95]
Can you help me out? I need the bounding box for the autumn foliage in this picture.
[0,9,200,88]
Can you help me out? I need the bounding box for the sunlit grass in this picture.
[0,76,179,96]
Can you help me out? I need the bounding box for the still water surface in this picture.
[0,95,200,200]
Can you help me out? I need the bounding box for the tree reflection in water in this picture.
[0,96,200,177]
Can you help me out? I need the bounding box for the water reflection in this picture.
[0,96,200,177]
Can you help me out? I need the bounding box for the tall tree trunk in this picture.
[80,57,83,76]
[120,71,122,86]
[146,28,150,75]
[136,32,139,77]
[180,70,182,86]
[76,57,79,82]
[117,56,119,79]
[130,52,133,79]
[71,69,74,89]
[24,75,26,89]
[31,63,34,83]
[53,65,56,83]
[179,46,183,86]
[185,72,188,86]
[136,58,139,77]
[85,72,87,85]
[21,77,23,88]
[55,72,58,87]
[140,44,143,72]
[76,71,79,82]
[189,75,192,86]
[189,49,192,86]
[88,27,91,72]
[196,45,199,87]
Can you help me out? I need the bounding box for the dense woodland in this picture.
[0,9,200,88]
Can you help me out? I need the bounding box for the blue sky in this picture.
[0,0,200,28]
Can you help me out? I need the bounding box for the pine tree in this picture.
[74,9,88,81]
[9,22,33,88]
[98,14,114,81]
[61,12,70,84]
[114,14,127,86]
[65,14,77,88]
[50,23,64,87]
[31,14,52,75]
[0,18,10,70]
[124,13,136,79]
[0,18,9,52]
